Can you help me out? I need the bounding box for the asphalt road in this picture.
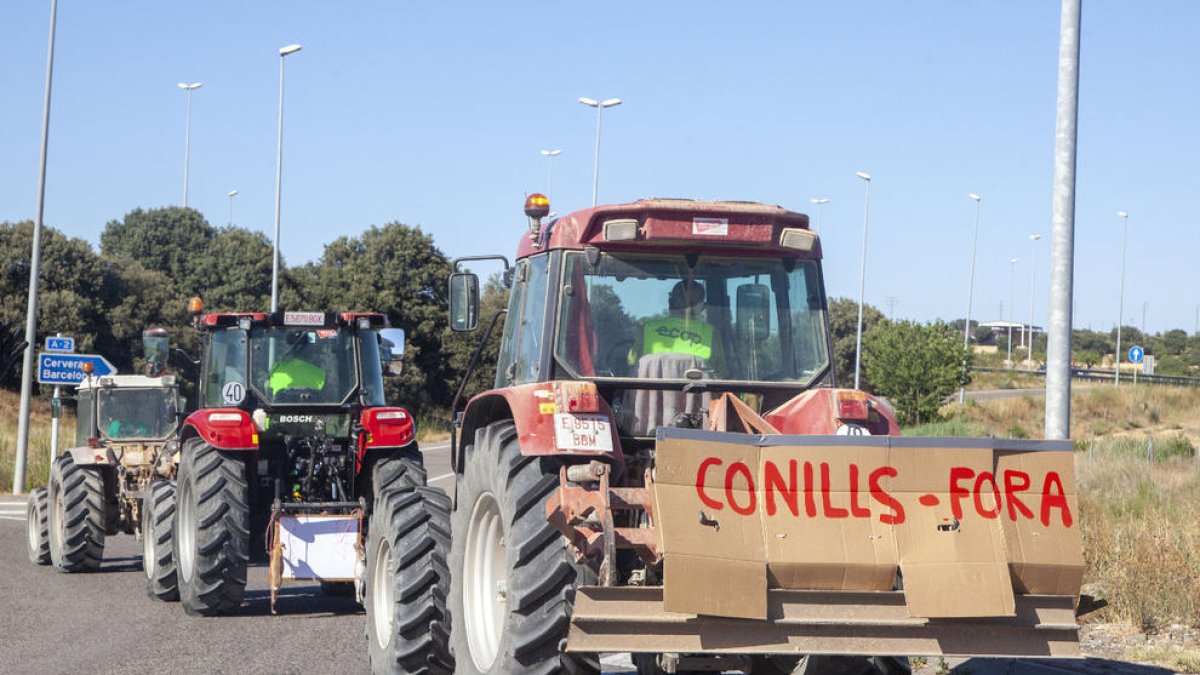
[0,440,1155,675]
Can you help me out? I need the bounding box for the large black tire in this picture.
[174,438,250,616]
[449,421,599,675]
[365,486,453,675]
[369,445,426,498]
[48,454,107,573]
[26,487,50,565]
[143,479,179,601]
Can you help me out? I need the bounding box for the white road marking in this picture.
[428,472,454,484]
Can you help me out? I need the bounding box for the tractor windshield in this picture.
[98,388,177,440]
[249,327,359,405]
[555,251,829,385]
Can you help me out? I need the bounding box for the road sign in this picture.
[1128,345,1144,364]
[36,352,116,385]
[44,336,75,353]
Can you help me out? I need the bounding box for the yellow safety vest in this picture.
[643,317,714,360]
[270,359,326,394]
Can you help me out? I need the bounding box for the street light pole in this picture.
[13,0,58,494]
[1008,257,1018,369]
[228,189,239,227]
[1115,211,1128,386]
[853,171,872,390]
[177,82,202,207]
[809,197,829,230]
[271,43,302,313]
[960,193,982,403]
[540,149,561,203]
[1027,234,1042,365]
[579,97,621,207]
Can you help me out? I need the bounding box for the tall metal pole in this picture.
[853,171,871,390]
[228,189,239,227]
[1027,234,1041,365]
[1043,0,1082,441]
[13,0,58,495]
[580,97,620,207]
[1008,257,1018,369]
[960,194,982,403]
[178,82,201,207]
[810,197,829,231]
[1115,211,1128,386]
[272,44,301,313]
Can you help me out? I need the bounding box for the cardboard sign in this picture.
[652,430,1082,621]
[276,515,359,581]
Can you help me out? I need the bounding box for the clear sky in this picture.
[1,2,1197,335]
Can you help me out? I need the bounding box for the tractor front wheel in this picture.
[143,479,179,601]
[449,421,599,675]
[48,454,107,572]
[174,438,249,616]
[365,486,453,674]
[26,487,50,565]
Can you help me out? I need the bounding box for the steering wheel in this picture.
[601,339,635,376]
[275,388,321,403]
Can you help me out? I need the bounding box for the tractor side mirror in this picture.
[736,283,771,342]
[449,273,480,332]
[379,327,406,376]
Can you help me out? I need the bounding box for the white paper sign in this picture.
[692,217,729,236]
[278,515,360,580]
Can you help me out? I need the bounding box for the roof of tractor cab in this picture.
[515,198,818,259]
[198,310,389,330]
[77,374,177,391]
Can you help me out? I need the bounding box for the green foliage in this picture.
[863,320,968,426]
[827,297,886,389]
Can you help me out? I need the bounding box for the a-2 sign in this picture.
[36,352,116,385]
[1128,345,1144,364]
[45,336,75,353]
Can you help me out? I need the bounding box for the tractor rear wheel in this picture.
[48,454,107,572]
[365,486,453,674]
[370,446,426,497]
[26,487,50,565]
[174,438,249,616]
[449,421,599,675]
[143,479,179,601]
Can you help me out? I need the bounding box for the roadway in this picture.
[0,441,1157,675]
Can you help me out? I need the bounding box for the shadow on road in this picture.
[954,657,1175,675]
[95,555,142,574]
[233,587,364,618]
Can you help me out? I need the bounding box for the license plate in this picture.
[553,413,614,453]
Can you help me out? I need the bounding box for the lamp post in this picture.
[1115,211,1128,385]
[540,149,561,203]
[1026,234,1042,366]
[227,189,239,227]
[13,0,58,494]
[853,171,871,390]
[271,43,302,313]
[1008,257,1018,370]
[177,81,202,207]
[960,193,982,403]
[809,197,829,230]
[579,97,621,207]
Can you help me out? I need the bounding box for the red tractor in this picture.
[439,196,1083,674]
[165,302,451,673]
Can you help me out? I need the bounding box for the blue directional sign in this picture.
[44,336,75,353]
[1128,345,1144,364]
[36,352,116,385]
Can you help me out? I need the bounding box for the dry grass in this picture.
[1124,645,1200,674]
[0,388,74,493]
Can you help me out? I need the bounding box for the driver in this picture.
[269,331,327,395]
[640,280,716,360]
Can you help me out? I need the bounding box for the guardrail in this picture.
[970,366,1200,388]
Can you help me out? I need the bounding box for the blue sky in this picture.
[1,2,1197,334]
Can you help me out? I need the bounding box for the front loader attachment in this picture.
[549,426,1084,659]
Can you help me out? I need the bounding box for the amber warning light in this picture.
[188,296,205,315]
[525,193,550,219]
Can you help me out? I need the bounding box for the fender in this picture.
[456,381,626,473]
[66,446,117,466]
[182,408,259,450]
[356,406,416,473]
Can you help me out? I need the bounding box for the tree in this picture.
[863,320,968,426]
[100,207,215,297]
[827,297,886,389]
